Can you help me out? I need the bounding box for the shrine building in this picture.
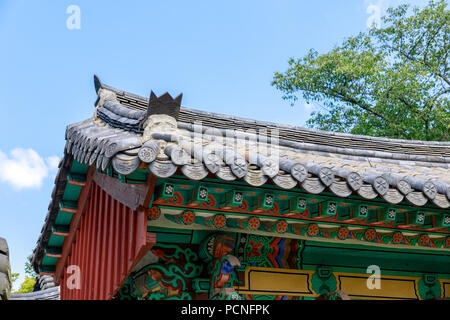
[31,76,450,300]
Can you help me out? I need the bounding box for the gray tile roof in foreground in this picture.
[10,276,59,300]
[10,286,60,300]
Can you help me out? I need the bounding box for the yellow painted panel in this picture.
[441,282,450,298]
[236,267,316,296]
[335,273,420,299]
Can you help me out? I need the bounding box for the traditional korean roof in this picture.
[72,76,450,207]
[31,75,450,272]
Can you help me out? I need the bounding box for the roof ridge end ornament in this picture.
[93,75,119,119]
[94,74,102,93]
[142,90,183,142]
[147,90,182,120]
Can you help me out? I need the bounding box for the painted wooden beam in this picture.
[54,166,95,285]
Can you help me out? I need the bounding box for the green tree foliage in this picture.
[24,255,36,278]
[13,276,35,294]
[12,255,36,294]
[272,0,449,141]
[11,273,19,286]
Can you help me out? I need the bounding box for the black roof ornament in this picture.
[147,90,183,120]
[94,74,103,93]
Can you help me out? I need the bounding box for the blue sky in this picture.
[0,0,428,289]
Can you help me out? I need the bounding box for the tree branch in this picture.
[395,46,450,86]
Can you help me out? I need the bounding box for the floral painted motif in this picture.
[307,224,319,236]
[393,232,403,244]
[148,206,161,220]
[338,227,349,240]
[182,211,195,225]
[276,220,288,233]
[248,217,260,231]
[213,215,227,228]
[247,240,263,257]
[419,234,430,246]
[364,229,376,241]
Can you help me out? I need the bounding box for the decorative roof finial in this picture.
[147,91,183,120]
[94,74,103,93]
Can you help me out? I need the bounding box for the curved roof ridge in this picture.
[101,82,450,148]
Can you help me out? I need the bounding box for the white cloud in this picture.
[303,102,313,110]
[46,155,60,171]
[0,148,60,190]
